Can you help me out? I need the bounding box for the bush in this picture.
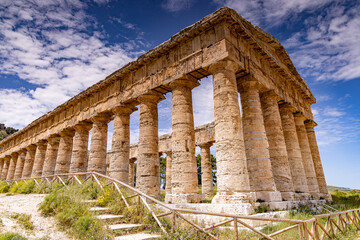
[0,182,11,193]
[0,232,27,240]
[11,213,34,230]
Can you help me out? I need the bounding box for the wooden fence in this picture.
[4,172,360,240]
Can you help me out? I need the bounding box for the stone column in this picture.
[165,151,172,195]
[6,153,18,180]
[199,143,214,198]
[239,80,281,202]
[166,78,201,204]
[305,120,330,200]
[70,122,92,174]
[261,91,295,201]
[1,156,10,180]
[279,104,309,198]
[108,106,136,182]
[88,113,112,175]
[42,135,60,177]
[294,113,320,199]
[31,140,48,178]
[14,150,26,180]
[136,92,164,199]
[209,60,255,205]
[22,145,36,178]
[54,129,75,175]
[128,158,136,187]
[0,158,4,178]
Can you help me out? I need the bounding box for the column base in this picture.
[295,192,312,200]
[165,193,202,204]
[211,192,256,205]
[310,192,321,200]
[320,193,332,201]
[256,191,282,203]
[280,191,296,201]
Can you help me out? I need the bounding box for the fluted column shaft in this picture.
[136,93,163,199]
[22,145,36,178]
[42,136,60,177]
[6,153,18,180]
[54,130,75,174]
[305,120,329,196]
[200,143,214,198]
[70,123,92,174]
[14,150,26,179]
[279,104,309,196]
[168,78,200,203]
[1,156,10,180]
[165,152,172,195]
[294,113,320,197]
[32,141,47,177]
[128,158,136,187]
[261,91,295,201]
[88,113,111,174]
[0,158,4,178]
[109,106,135,182]
[239,80,281,202]
[209,61,254,205]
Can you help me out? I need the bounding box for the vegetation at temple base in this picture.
[0,232,27,240]
[0,123,18,141]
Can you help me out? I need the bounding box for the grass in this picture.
[0,232,27,240]
[11,213,34,230]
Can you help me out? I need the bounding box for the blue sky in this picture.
[0,0,359,189]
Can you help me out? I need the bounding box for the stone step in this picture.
[109,223,143,232]
[81,199,97,204]
[96,214,123,223]
[89,207,110,213]
[114,233,162,240]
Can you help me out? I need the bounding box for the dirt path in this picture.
[0,194,73,240]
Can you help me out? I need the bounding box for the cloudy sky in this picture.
[1,0,359,188]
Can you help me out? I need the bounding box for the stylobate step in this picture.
[114,232,162,240]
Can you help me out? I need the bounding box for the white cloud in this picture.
[192,76,214,126]
[0,0,143,128]
[214,0,332,26]
[161,0,195,12]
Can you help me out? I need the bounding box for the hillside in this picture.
[0,123,18,141]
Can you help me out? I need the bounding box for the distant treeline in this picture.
[0,123,18,141]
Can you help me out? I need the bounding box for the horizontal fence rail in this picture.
[3,172,360,240]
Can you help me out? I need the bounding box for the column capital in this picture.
[113,105,138,115]
[169,76,199,90]
[129,157,136,164]
[197,142,213,149]
[261,90,281,102]
[59,128,75,137]
[293,112,307,124]
[164,151,172,156]
[304,119,318,128]
[47,134,60,143]
[10,152,19,158]
[208,59,240,74]
[26,144,37,151]
[74,121,93,131]
[138,91,165,104]
[91,112,113,123]
[237,77,264,93]
[279,103,297,113]
[36,139,48,146]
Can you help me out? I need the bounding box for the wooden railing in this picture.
[4,172,360,240]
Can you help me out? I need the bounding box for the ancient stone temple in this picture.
[0,7,331,210]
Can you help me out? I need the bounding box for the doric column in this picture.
[199,143,214,198]
[239,79,281,202]
[128,158,136,187]
[108,106,136,182]
[279,104,309,198]
[136,92,164,199]
[42,135,60,177]
[70,122,92,174]
[165,151,172,195]
[22,145,36,178]
[166,78,200,204]
[261,91,295,201]
[0,158,4,178]
[294,113,320,199]
[1,156,10,180]
[31,140,48,178]
[54,129,75,175]
[14,150,26,180]
[88,113,112,174]
[6,152,18,180]
[209,60,255,205]
[305,120,330,200]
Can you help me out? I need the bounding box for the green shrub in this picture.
[72,215,109,240]
[17,180,35,194]
[0,232,27,240]
[11,213,34,230]
[0,182,11,193]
